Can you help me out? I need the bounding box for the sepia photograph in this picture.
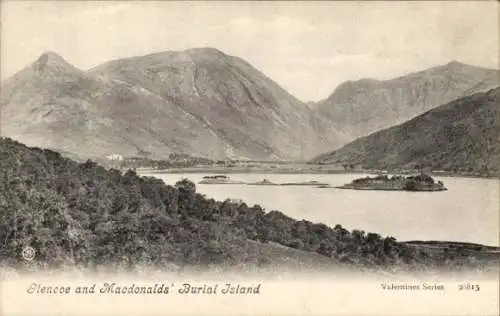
[0,1,499,315]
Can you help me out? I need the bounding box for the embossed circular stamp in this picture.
[22,246,36,261]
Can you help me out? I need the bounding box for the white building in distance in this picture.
[106,154,124,161]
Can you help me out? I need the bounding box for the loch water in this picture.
[141,172,499,247]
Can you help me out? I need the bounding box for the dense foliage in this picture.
[0,138,494,273]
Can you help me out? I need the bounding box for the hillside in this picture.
[316,61,500,139]
[2,137,498,274]
[312,87,500,177]
[0,49,348,161]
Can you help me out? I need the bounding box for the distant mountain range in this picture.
[312,87,500,177]
[314,61,500,138]
[1,48,499,162]
[0,48,347,161]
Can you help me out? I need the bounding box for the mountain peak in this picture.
[427,60,498,77]
[36,51,69,65]
[443,60,469,69]
[31,51,79,76]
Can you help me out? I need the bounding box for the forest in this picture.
[0,137,495,273]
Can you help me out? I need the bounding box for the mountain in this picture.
[0,48,348,161]
[312,87,500,177]
[316,61,500,139]
[0,51,225,160]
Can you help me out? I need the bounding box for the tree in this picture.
[175,179,199,218]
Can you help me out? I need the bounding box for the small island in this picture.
[247,179,280,186]
[316,184,332,188]
[198,175,245,184]
[336,173,447,192]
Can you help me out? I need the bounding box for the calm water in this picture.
[140,172,499,247]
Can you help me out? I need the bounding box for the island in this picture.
[336,173,447,191]
[247,179,280,186]
[198,175,245,184]
[316,184,332,188]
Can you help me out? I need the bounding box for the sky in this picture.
[1,1,498,102]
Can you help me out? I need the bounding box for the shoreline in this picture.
[137,167,498,180]
[403,240,500,251]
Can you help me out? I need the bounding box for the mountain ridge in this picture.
[312,87,500,177]
[90,47,349,159]
[3,51,498,101]
[1,48,349,161]
[1,49,498,161]
[1,50,230,160]
[315,60,500,139]
[323,60,497,98]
